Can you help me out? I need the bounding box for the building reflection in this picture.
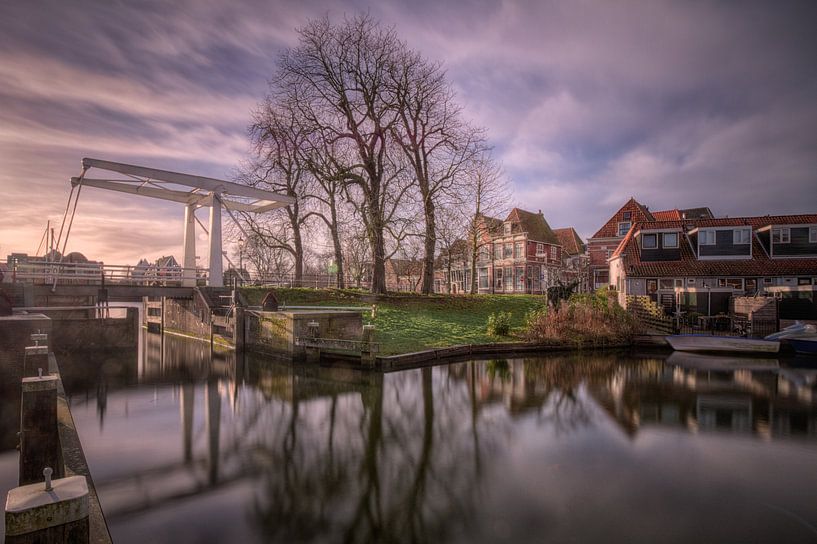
[62,334,817,542]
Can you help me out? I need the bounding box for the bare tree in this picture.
[242,98,313,282]
[463,155,510,294]
[342,218,371,288]
[391,51,486,294]
[274,15,409,294]
[243,230,294,279]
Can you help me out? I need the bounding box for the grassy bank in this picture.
[241,287,545,355]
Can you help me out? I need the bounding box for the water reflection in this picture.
[63,334,817,544]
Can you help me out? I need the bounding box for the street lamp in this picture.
[238,236,244,285]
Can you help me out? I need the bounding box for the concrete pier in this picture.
[19,375,63,486]
[5,473,89,543]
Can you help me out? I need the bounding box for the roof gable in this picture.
[505,208,560,244]
[553,227,586,255]
[591,198,655,239]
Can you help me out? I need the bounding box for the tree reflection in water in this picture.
[61,334,817,544]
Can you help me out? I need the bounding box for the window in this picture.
[550,246,558,260]
[536,243,545,256]
[622,211,632,221]
[717,278,727,287]
[699,230,716,245]
[494,244,502,260]
[618,222,631,236]
[515,267,524,291]
[478,246,490,263]
[504,243,513,259]
[726,278,743,290]
[494,267,503,289]
[478,268,489,289]
[763,277,773,285]
[810,226,817,243]
[772,227,790,243]
[659,279,674,289]
[733,228,751,245]
[663,232,679,248]
[504,223,512,236]
[642,233,658,249]
[504,267,513,290]
[745,278,757,294]
[798,277,811,285]
[675,278,683,288]
[646,279,658,294]
[514,241,524,259]
[687,278,695,285]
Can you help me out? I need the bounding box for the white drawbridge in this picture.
[64,158,293,287]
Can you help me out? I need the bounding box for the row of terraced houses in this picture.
[427,198,816,320]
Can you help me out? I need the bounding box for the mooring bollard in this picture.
[371,304,378,319]
[361,324,376,367]
[4,468,90,543]
[19,374,62,485]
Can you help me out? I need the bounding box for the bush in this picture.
[486,311,512,336]
[524,290,640,346]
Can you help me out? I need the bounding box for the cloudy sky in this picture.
[2,0,816,264]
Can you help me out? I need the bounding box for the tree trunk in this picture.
[369,225,387,294]
[421,196,436,295]
[330,226,345,289]
[469,230,479,294]
[288,204,304,286]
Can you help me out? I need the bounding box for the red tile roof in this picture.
[506,208,560,244]
[611,219,817,277]
[651,209,682,221]
[553,227,585,255]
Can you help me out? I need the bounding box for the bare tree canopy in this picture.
[243,13,506,294]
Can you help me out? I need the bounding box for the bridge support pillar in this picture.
[207,193,224,287]
[182,204,197,287]
[208,194,223,287]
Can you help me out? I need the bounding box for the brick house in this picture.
[608,214,817,318]
[554,227,589,291]
[587,198,713,290]
[385,258,424,293]
[435,208,575,294]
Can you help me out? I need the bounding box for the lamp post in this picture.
[238,237,244,285]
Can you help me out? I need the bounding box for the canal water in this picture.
[53,336,817,542]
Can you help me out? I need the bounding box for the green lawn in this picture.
[241,287,546,355]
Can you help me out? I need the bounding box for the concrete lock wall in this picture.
[246,311,363,355]
[48,308,139,352]
[162,298,212,339]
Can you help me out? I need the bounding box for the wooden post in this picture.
[19,375,63,485]
[5,473,90,543]
[23,345,49,378]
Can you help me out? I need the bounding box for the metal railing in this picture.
[9,261,207,287]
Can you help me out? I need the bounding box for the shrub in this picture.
[486,311,512,336]
[524,290,641,346]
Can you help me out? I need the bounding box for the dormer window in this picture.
[504,223,512,236]
[733,228,751,245]
[700,230,716,245]
[642,233,658,249]
[663,232,679,248]
[617,222,631,236]
[772,227,790,243]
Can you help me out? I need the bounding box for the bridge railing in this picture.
[8,261,207,286]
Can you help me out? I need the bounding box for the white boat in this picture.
[665,334,780,354]
[764,321,816,341]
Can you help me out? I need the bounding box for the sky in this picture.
[1,0,816,265]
